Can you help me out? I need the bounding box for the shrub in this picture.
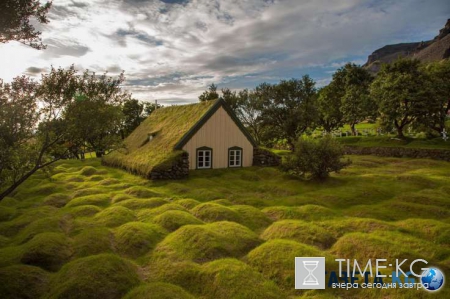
[0,265,50,299]
[47,254,141,299]
[115,222,167,258]
[123,283,195,299]
[152,210,203,231]
[282,136,351,179]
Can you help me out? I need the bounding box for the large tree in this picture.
[258,76,317,150]
[316,85,344,133]
[371,59,431,138]
[122,99,144,138]
[0,66,130,200]
[330,63,375,135]
[234,89,266,145]
[0,0,52,49]
[420,60,450,134]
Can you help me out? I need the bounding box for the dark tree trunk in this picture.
[95,151,105,158]
[0,159,60,201]
[351,124,356,136]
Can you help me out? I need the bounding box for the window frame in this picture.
[196,146,213,169]
[228,146,243,168]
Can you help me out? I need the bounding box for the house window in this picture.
[228,147,242,167]
[197,147,212,169]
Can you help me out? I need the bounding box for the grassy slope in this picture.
[0,156,449,298]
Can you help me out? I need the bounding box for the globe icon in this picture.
[421,268,444,291]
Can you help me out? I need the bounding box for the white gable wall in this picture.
[182,106,254,169]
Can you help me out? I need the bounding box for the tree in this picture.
[421,60,450,134]
[0,66,79,201]
[0,66,131,201]
[316,85,344,133]
[199,83,219,102]
[0,0,52,49]
[143,102,161,117]
[371,59,431,138]
[64,71,130,157]
[258,76,318,150]
[330,63,375,135]
[233,89,265,145]
[122,99,144,137]
[221,87,240,110]
[282,136,351,180]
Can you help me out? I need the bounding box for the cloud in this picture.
[0,0,449,104]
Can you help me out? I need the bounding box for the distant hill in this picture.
[364,19,450,73]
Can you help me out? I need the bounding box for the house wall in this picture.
[182,106,254,169]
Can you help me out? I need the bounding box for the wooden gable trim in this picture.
[173,98,257,150]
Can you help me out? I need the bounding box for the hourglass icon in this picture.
[303,260,319,285]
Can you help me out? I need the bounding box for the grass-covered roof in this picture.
[103,100,216,177]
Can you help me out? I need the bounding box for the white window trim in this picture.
[229,149,242,167]
[197,149,212,169]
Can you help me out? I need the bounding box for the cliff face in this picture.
[364,19,450,73]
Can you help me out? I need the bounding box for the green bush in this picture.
[47,254,141,299]
[123,283,195,299]
[282,136,351,179]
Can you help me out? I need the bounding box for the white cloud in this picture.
[0,0,448,104]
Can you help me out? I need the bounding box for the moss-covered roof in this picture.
[103,100,216,177]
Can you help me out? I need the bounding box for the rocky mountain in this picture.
[364,19,450,73]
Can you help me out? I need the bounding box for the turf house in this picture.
[103,99,280,179]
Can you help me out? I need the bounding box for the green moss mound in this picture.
[111,193,134,203]
[200,258,283,299]
[210,199,233,206]
[146,259,203,295]
[152,210,203,231]
[14,216,63,244]
[98,178,121,185]
[124,186,161,198]
[261,220,336,249]
[191,203,243,224]
[43,193,72,208]
[395,218,450,245]
[73,228,114,257]
[66,194,111,208]
[0,206,58,237]
[330,233,422,264]
[262,204,338,221]
[72,187,105,198]
[115,198,169,210]
[0,235,10,247]
[137,204,188,222]
[93,206,136,227]
[21,232,73,271]
[79,166,100,176]
[123,283,195,299]
[232,205,272,231]
[247,239,329,290]
[174,198,201,209]
[0,245,23,267]
[47,253,140,299]
[115,222,167,258]
[0,206,16,222]
[64,205,101,217]
[154,221,260,263]
[0,264,50,299]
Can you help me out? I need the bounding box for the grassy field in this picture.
[337,136,450,150]
[0,156,449,298]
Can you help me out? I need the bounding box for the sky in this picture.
[0,0,449,105]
